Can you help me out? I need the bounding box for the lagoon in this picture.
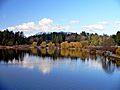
[0,49,120,90]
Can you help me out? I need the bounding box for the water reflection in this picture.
[0,49,28,63]
[0,48,120,74]
[21,55,53,74]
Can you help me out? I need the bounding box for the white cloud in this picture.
[97,21,110,25]
[82,21,111,32]
[8,22,36,31]
[82,24,105,31]
[70,20,80,24]
[17,22,35,30]
[8,26,16,30]
[52,25,65,30]
[38,18,53,32]
[39,18,53,26]
[7,18,65,32]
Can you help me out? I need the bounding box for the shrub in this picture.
[61,41,69,49]
[48,42,55,48]
[32,42,37,48]
[116,47,120,55]
[69,42,74,48]
[74,42,82,49]
[40,41,47,48]
[80,41,89,49]
[69,42,82,49]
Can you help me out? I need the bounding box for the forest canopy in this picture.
[0,29,120,46]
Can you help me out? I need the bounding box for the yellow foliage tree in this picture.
[61,41,69,49]
[116,47,120,55]
[69,42,75,48]
[69,42,82,49]
[40,41,46,48]
[47,42,55,49]
[80,41,89,49]
[74,42,82,49]
[32,42,37,48]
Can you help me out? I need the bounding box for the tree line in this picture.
[0,29,28,45]
[25,31,118,48]
[1,29,120,47]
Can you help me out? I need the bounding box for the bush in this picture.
[48,42,55,48]
[74,42,82,49]
[61,41,69,49]
[32,42,37,48]
[40,41,47,48]
[116,47,120,55]
[80,41,89,49]
[68,42,82,49]
[69,42,74,48]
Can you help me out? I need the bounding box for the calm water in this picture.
[0,48,120,90]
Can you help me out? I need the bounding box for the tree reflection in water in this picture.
[0,49,28,63]
[0,48,119,74]
[101,58,115,74]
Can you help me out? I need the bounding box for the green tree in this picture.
[90,34,100,46]
[115,31,120,45]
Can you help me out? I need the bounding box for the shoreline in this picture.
[0,45,120,59]
[0,45,120,60]
[0,45,31,50]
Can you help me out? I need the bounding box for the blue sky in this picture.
[0,0,120,36]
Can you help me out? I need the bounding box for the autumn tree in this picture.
[61,41,69,49]
[40,41,47,48]
[102,36,115,46]
[116,47,120,55]
[81,41,89,49]
[32,42,37,48]
[47,42,55,48]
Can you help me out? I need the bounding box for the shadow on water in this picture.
[0,48,120,74]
